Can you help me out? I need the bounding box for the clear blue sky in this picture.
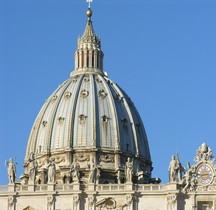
[0,0,216,185]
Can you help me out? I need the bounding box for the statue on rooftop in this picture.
[125,157,133,183]
[89,158,100,184]
[5,158,16,184]
[28,152,38,183]
[168,154,185,182]
[47,157,56,184]
[182,161,196,192]
[168,155,177,182]
[70,159,80,183]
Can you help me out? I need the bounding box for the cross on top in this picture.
[86,0,93,8]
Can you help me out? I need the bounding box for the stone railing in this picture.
[16,185,29,192]
[0,183,167,193]
[55,184,74,191]
[97,184,126,191]
[35,185,48,191]
[96,184,167,192]
[136,184,167,191]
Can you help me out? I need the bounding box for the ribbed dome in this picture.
[22,9,152,185]
[25,74,150,160]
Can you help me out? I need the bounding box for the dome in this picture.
[22,10,152,185]
[25,74,150,160]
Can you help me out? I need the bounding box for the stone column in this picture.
[75,52,78,69]
[79,50,82,68]
[89,50,93,68]
[94,51,97,68]
[84,49,87,68]
[97,51,100,69]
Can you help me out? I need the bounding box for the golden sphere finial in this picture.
[87,8,92,18]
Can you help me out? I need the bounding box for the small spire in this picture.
[82,10,95,38]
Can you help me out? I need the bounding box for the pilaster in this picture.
[167,194,177,210]
[8,195,16,210]
[88,195,96,210]
[126,195,135,210]
[47,194,56,210]
[73,195,80,210]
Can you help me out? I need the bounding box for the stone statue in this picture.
[47,158,56,183]
[28,153,38,183]
[89,159,100,184]
[182,162,196,192]
[125,157,133,183]
[168,155,177,182]
[96,166,101,184]
[70,159,80,182]
[5,158,16,184]
[116,168,121,184]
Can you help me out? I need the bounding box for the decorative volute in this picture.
[72,8,104,76]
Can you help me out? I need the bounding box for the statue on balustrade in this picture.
[182,161,196,192]
[125,157,133,183]
[168,154,185,182]
[28,153,38,183]
[5,158,16,184]
[89,159,100,184]
[47,157,56,184]
[70,159,80,183]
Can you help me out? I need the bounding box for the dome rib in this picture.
[97,75,120,150]
[91,75,97,147]
[109,83,135,155]
[66,76,84,149]
[115,85,151,160]
[112,83,139,156]
[45,80,71,151]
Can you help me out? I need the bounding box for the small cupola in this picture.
[73,8,104,76]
